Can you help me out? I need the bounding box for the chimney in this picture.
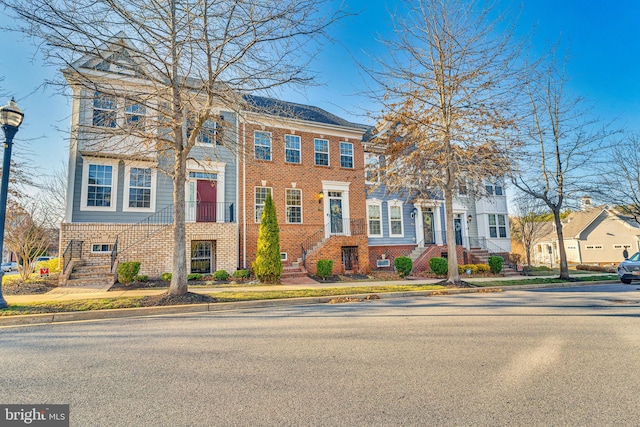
[581,195,593,211]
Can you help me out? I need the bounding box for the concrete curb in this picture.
[0,280,620,328]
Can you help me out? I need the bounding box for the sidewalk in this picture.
[4,273,614,305]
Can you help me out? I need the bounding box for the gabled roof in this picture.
[540,205,640,242]
[560,208,605,238]
[243,95,369,132]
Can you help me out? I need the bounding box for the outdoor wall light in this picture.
[317,190,324,204]
[467,215,473,222]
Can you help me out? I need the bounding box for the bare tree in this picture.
[510,53,614,280]
[3,0,345,295]
[510,194,551,269]
[599,133,640,221]
[367,0,522,284]
[36,161,67,229]
[4,200,54,281]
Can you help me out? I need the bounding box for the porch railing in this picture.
[62,239,83,274]
[185,201,235,223]
[301,218,366,268]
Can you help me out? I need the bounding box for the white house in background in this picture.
[533,196,640,266]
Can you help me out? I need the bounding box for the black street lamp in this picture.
[0,99,24,309]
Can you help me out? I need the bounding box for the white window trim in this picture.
[254,130,272,161]
[366,199,383,238]
[91,243,114,254]
[254,186,273,223]
[340,142,354,169]
[388,200,404,237]
[285,188,303,224]
[80,157,119,212]
[123,161,157,212]
[284,134,301,164]
[314,138,330,166]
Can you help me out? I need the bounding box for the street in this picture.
[1,285,640,426]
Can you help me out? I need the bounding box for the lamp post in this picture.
[0,99,24,309]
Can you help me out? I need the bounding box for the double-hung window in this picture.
[255,131,272,161]
[255,187,272,222]
[93,92,117,128]
[314,139,329,166]
[388,201,404,237]
[125,99,146,128]
[488,214,507,238]
[286,189,302,224]
[124,164,156,212]
[285,135,301,164]
[340,142,354,168]
[367,202,382,237]
[81,158,119,211]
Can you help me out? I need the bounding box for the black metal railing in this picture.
[115,204,174,257]
[62,240,83,274]
[468,237,511,264]
[300,218,366,268]
[110,237,118,272]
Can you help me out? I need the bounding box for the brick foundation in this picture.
[60,222,238,278]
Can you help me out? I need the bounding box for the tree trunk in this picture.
[169,145,188,296]
[552,209,570,280]
[444,186,460,284]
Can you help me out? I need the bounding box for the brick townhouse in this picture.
[238,96,371,275]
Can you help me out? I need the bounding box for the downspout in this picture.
[242,120,247,269]
[235,114,241,269]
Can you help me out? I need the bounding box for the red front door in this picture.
[197,180,217,222]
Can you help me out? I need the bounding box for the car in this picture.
[617,252,640,284]
[1,262,18,272]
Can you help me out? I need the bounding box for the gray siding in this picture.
[367,185,417,246]
[71,111,238,224]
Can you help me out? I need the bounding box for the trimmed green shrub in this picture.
[316,260,333,280]
[161,272,172,282]
[135,275,148,282]
[429,257,448,275]
[394,256,413,278]
[233,269,251,279]
[488,256,504,274]
[252,193,283,283]
[213,270,230,281]
[187,273,203,281]
[117,261,141,285]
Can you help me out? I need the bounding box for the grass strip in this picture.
[469,275,618,287]
[0,284,446,316]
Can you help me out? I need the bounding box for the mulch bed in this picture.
[2,279,57,295]
[139,292,218,306]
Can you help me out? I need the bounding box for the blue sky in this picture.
[1,0,639,179]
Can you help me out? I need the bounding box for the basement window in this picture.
[92,244,113,254]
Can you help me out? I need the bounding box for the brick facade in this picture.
[60,222,238,278]
[239,121,369,274]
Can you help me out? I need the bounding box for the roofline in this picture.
[242,110,369,136]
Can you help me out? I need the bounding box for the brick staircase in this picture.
[407,246,429,263]
[468,247,490,264]
[58,259,115,291]
[281,264,308,279]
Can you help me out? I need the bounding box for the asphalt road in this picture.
[1,285,640,426]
